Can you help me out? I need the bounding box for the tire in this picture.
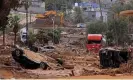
[15,49,21,57]
[40,62,48,70]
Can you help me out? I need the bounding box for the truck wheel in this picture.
[40,62,48,70]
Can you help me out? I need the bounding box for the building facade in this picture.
[83,10,107,22]
[75,1,108,22]
[17,0,45,14]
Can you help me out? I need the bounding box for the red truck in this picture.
[86,34,104,53]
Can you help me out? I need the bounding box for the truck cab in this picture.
[86,34,104,53]
[20,27,27,43]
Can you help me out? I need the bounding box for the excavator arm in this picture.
[36,10,57,19]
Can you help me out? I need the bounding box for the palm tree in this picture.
[9,15,20,45]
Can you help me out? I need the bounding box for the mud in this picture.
[0,30,133,79]
[0,44,133,79]
[71,75,133,79]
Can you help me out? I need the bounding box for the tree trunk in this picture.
[3,28,5,46]
[26,6,29,46]
[14,32,17,45]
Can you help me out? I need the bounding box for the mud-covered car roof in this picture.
[23,49,47,63]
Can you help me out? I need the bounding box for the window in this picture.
[22,35,26,39]
[83,7,87,11]
[88,40,101,44]
[92,15,95,18]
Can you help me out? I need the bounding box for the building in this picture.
[17,0,45,14]
[77,2,100,11]
[75,1,108,22]
[101,0,116,9]
[83,10,107,22]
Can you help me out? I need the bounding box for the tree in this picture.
[73,7,84,24]
[107,18,128,46]
[48,28,62,44]
[109,0,133,19]
[8,14,20,45]
[87,21,107,34]
[31,29,62,45]
[28,31,37,46]
[36,29,51,45]
[0,0,21,46]
[107,0,133,45]
[0,17,8,46]
[44,0,81,10]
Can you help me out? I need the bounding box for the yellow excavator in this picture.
[35,10,64,26]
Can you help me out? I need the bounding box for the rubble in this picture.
[73,65,84,76]
[119,60,133,73]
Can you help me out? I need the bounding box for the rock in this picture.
[73,65,84,76]
[87,64,92,67]
[63,64,74,69]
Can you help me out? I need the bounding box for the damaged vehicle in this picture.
[99,48,130,68]
[38,45,55,53]
[12,46,49,69]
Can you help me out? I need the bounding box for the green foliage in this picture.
[0,0,25,45]
[8,14,20,44]
[73,7,84,24]
[48,28,62,44]
[30,28,62,45]
[45,0,81,10]
[8,14,20,34]
[108,1,133,45]
[107,18,128,45]
[36,29,51,44]
[110,1,133,14]
[87,21,107,34]
[28,32,37,45]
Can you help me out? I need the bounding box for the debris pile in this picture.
[119,60,133,73]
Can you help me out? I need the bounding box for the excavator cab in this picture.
[35,11,64,26]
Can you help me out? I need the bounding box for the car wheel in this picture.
[40,62,48,70]
[15,49,21,57]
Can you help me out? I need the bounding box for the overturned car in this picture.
[12,47,48,69]
[99,48,131,68]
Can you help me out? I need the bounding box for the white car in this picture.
[39,46,55,53]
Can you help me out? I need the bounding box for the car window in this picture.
[22,35,26,39]
[44,46,54,49]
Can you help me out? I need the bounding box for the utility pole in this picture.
[98,0,103,22]
[30,11,32,24]
[25,0,29,45]
[52,18,55,45]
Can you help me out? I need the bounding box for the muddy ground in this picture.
[0,28,133,79]
[0,44,133,79]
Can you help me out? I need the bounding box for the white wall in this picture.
[96,11,107,22]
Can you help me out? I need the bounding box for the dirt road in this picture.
[71,75,133,79]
